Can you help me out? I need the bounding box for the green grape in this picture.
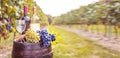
[26,29,40,43]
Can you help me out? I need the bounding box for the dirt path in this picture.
[56,26,120,53]
[0,51,11,58]
[0,47,12,58]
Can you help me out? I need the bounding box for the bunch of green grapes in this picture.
[26,29,40,43]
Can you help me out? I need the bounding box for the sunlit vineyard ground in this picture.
[48,25,120,58]
[0,33,20,58]
[62,24,120,37]
[1,25,120,58]
[0,33,13,52]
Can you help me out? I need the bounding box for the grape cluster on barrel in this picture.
[37,30,56,47]
[24,29,56,47]
[26,29,40,43]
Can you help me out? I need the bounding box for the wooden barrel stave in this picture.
[12,41,53,58]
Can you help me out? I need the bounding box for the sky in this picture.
[34,0,99,16]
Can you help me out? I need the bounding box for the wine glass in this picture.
[16,19,26,34]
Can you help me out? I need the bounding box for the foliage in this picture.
[1,0,48,26]
[0,0,48,39]
[53,0,120,25]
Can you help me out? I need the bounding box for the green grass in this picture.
[0,32,20,48]
[48,25,120,58]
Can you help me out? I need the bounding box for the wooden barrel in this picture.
[12,41,53,58]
